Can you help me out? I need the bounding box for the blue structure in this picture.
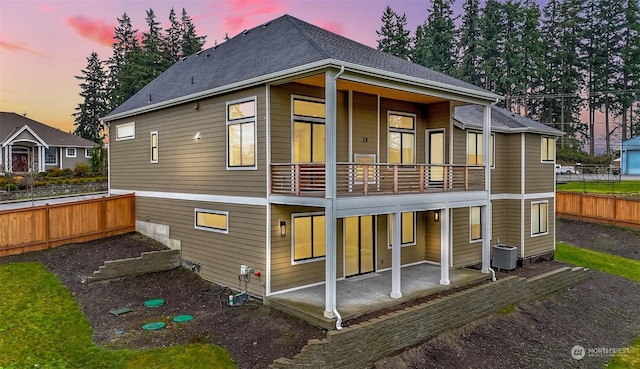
[621,136,640,175]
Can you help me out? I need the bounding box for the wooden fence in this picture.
[556,191,640,228]
[0,193,135,257]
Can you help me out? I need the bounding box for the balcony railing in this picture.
[270,163,485,197]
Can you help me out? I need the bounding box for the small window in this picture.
[292,96,325,163]
[44,147,57,165]
[150,131,158,163]
[388,112,416,165]
[541,137,555,162]
[227,98,256,169]
[531,201,548,236]
[470,206,482,241]
[388,212,416,247]
[292,213,326,263]
[66,148,76,158]
[467,132,495,167]
[116,122,135,141]
[195,209,228,234]
[85,148,92,158]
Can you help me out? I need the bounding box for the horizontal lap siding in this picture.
[453,127,466,165]
[109,86,267,197]
[524,198,555,257]
[136,197,266,296]
[491,133,508,194]
[492,199,523,256]
[505,134,522,193]
[425,210,441,263]
[428,102,451,162]
[352,92,379,160]
[525,134,554,193]
[452,207,481,267]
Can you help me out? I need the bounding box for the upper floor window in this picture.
[541,137,555,162]
[467,131,495,167]
[227,98,256,169]
[66,148,76,158]
[293,96,325,163]
[44,147,57,165]
[470,206,482,241]
[292,213,326,263]
[531,201,548,236]
[150,131,158,163]
[388,212,416,247]
[388,112,415,164]
[116,122,135,141]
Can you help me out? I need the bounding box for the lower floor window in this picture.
[470,206,482,241]
[531,202,548,235]
[293,214,325,262]
[194,209,228,234]
[388,212,416,247]
[45,147,57,164]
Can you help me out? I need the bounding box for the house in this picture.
[103,15,562,325]
[621,135,640,175]
[0,112,95,173]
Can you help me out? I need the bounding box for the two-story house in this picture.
[104,15,561,325]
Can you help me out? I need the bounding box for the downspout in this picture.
[333,65,345,330]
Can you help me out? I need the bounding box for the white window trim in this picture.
[353,153,377,185]
[387,111,417,165]
[150,131,158,163]
[291,211,326,265]
[466,130,495,168]
[44,147,57,165]
[541,136,555,163]
[66,148,76,158]
[290,94,326,163]
[470,206,483,243]
[226,96,257,170]
[531,200,549,237]
[116,122,135,141]
[194,208,229,234]
[387,212,417,249]
[85,148,92,158]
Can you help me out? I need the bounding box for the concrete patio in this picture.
[265,263,489,329]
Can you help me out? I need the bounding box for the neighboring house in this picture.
[621,135,640,175]
[104,15,561,321]
[0,112,95,173]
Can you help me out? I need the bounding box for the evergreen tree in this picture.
[74,52,108,143]
[519,0,546,118]
[140,8,169,85]
[376,6,412,60]
[495,0,525,110]
[413,0,456,74]
[164,7,182,64]
[181,8,206,56]
[107,13,140,110]
[478,0,503,92]
[455,0,482,85]
[618,0,640,140]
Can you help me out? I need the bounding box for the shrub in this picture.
[63,179,71,185]
[74,163,90,177]
[71,178,79,184]
[46,167,62,178]
[34,180,47,187]
[56,179,64,185]
[0,177,7,187]
[61,168,74,177]
[5,183,17,191]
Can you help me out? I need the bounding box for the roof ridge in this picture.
[283,15,330,59]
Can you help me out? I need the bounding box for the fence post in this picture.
[101,196,107,238]
[45,203,50,249]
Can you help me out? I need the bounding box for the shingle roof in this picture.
[105,14,498,119]
[0,112,95,147]
[453,105,563,136]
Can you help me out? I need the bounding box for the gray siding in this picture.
[524,197,555,257]
[491,199,523,257]
[451,207,482,267]
[525,133,554,193]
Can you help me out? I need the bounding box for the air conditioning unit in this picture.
[492,245,517,270]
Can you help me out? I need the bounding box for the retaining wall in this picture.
[271,266,591,369]
[88,249,181,282]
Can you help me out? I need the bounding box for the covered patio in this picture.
[265,263,489,330]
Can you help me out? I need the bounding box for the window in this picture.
[470,206,482,241]
[44,147,57,165]
[292,96,325,163]
[541,137,555,162]
[388,212,416,247]
[292,213,326,262]
[531,201,548,236]
[85,148,92,158]
[150,131,158,163]
[194,209,228,234]
[467,132,495,167]
[116,122,135,141]
[66,148,76,157]
[388,112,415,164]
[227,98,256,168]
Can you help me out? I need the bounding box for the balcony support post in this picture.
[481,104,493,273]
[391,211,402,298]
[440,208,450,285]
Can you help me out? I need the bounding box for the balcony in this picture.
[271,163,485,197]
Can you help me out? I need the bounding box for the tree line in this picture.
[73,8,206,143]
[376,0,640,154]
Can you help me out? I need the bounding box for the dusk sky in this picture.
[1,0,550,135]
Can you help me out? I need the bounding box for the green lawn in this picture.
[555,242,640,367]
[0,262,236,369]
[556,180,640,195]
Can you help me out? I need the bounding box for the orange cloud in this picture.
[65,16,114,47]
[314,20,345,36]
[0,39,49,58]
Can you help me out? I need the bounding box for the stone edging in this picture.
[88,249,180,282]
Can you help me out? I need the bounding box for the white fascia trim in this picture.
[268,195,329,207]
[110,189,268,206]
[265,83,272,296]
[490,192,555,200]
[453,120,563,137]
[3,125,49,148]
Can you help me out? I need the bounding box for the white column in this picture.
[39,146,45,172]
[391,211,402,298]
[7,144,12,172]
[324,70,338,319]
[440,209,450,285]
[481,104,493,273]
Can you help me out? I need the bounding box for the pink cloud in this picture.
[218,0,286,35]
[65,16,114,47]
[314,20,345,36]
[37,4,56,14]
[0,39,49,58]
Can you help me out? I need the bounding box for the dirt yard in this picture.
[1,218,638,369]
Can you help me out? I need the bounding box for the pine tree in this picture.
[618,0,640,140]
[375,6,411,60]
[413,0,456,74]
[181,8,206,56]
[164,7,182,64]
[140,8,169,85]
[107,13,140,110]
[495,0,525,110]
[519,0,546,118]
[74,52,108,143]
[478,0,503,92]
[455,0,482,85]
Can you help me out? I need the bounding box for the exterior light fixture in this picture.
[434,210,440,222]
[279,220,286,237]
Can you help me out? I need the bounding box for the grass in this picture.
[556,180,640,195]
[555,242,640,367]
[0,262,236,369]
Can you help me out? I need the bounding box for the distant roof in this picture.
[0,112,95,147]
[453,105,563,136]
[105,14,500,120]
